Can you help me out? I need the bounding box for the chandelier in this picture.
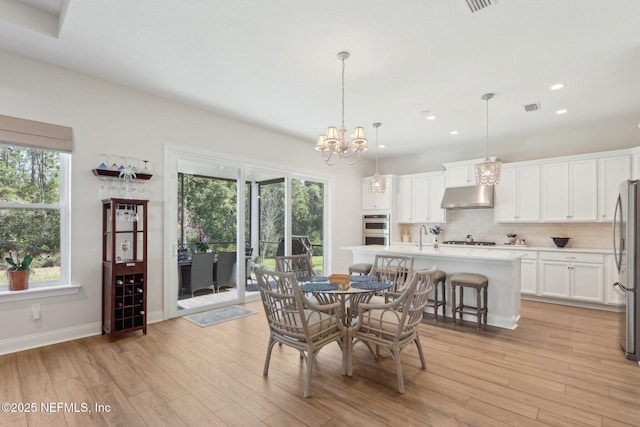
[475,93,502,185]
[368,122,386,193]
[315,51,367,165]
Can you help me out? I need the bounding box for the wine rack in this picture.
[102,198,148,341]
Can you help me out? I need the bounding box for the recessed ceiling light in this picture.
[421,110,436,120]
[550,83,565,90]
[450,130,459,135]
[556,109,568,115]
[379,145,386,149]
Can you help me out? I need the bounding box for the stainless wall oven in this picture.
[362,214,390,246]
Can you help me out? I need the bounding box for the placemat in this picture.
[300,282,338,292]
[351,282,390,291]
[349,275,376,282]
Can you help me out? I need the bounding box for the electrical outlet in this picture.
[31,303,41,321]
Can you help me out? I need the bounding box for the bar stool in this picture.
[450,273,488,330]
[426,270,447,320]
[348,263,372,275]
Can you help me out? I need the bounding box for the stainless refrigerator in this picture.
[613,180,640,361]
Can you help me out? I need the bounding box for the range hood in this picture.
[440,185,494,209]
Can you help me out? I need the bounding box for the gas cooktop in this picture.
[442,241,496,246]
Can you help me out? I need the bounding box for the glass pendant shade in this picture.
[368,173,386,194]
[475,93,501,185]
[475,158,502,185]
[368,122,385,194]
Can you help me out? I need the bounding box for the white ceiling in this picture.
[1,0,639,164]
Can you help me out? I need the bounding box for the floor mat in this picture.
[183,305,257,327]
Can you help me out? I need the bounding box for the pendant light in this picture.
[368,122,386,194]
[475,93,502,185]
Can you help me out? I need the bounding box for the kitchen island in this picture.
[344,245,523,329]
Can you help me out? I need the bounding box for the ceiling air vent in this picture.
[464,0,493,13]
[524,102,541,112]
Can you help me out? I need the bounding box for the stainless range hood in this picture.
[440,185,494,209]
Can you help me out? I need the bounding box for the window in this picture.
[0,143,70,287]
[0,114,73,294]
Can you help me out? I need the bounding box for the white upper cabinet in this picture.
[542,159,597,222]
[395,176,412,222]
[395,172,446,223]
[445,164,475,187]
[443,159,486,187]
[598,155,630,221]
[426,173,447,223]
[494,164,540,223]
[362,175,393,211]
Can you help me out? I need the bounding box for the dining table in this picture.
[298,276,390,325]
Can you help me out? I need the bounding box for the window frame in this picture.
[0,114,78,301]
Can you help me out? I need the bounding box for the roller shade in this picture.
[0,114,73,152]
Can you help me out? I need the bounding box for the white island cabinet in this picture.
[344,245,522,329]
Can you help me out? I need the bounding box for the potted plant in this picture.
[1,241,39,291]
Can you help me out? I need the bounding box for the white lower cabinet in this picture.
[519,252,538,295]
[538,252,604,303]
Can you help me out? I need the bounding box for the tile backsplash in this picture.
[397,209,612,249]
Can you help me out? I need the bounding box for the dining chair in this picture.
[190,252,216,296]
[347,267,436,394]
[215,251,237,290]
[275,254,316,280]
[255,268,345,397]
[367,254,414,293]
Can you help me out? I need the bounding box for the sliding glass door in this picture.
[292,179,324,274]
[164,146,329,318]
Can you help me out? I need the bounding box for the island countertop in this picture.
[344,245,522,329]
[342,244,526,261]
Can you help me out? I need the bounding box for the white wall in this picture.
[0,49,364,353]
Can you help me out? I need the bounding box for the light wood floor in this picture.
[1,300,640,426]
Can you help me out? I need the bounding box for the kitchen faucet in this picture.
[419,225,428,250]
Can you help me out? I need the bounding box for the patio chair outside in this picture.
[190,252,216,296]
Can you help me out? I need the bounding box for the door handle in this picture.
[614,282,627,292]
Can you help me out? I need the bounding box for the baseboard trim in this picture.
[0,309,165,355]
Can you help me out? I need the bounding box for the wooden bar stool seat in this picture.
[426,270,447,320]
[348,263,373,275]
[451,273,488,330]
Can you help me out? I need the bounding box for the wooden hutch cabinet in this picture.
[102,198,148,341]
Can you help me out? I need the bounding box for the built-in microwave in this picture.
[362,214,390,245]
